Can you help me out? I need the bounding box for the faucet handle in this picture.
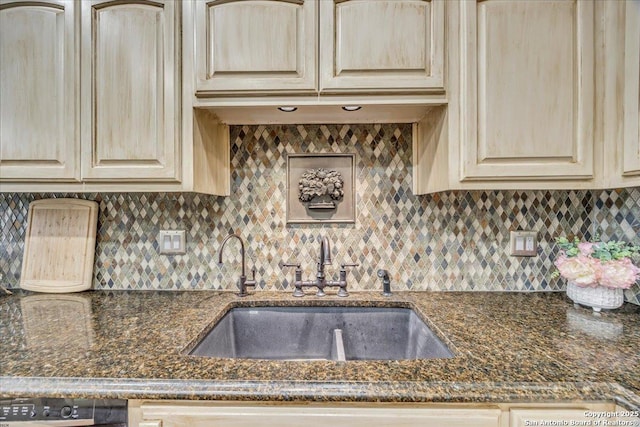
[339,263,359,282]
[336,263,358,298]
[340,263,359,270]
[281,262,301,269]
[242,266,257,292]
[281,262,303,288]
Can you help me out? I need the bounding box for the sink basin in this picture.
[189,306,453,361]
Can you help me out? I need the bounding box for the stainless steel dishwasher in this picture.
[1,398,127,426]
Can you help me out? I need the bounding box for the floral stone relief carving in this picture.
[286,153,355,224]
[298,168,345,209]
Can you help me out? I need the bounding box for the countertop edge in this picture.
[1,377,638,411]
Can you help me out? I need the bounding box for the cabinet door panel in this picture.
[81,0,179,181]
[0,0,79,181]
[140,403,501,427]
[320,0,444,93]
[460,0,594,181]
[195,0,317,94]
[623,0,640,176]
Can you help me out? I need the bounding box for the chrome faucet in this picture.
[218,233,256,297]
[282,236,358,297]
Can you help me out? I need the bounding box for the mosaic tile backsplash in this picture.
[1,124,639,304]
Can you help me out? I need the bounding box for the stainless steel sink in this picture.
[189,306,454,361]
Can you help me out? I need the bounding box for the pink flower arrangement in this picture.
[553,237,640,289]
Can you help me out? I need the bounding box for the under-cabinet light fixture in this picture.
[341,105,362,111]
[278,106,298,112]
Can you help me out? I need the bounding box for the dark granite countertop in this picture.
[1,290,639,409]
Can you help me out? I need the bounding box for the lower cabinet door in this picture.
[137,403,502,427]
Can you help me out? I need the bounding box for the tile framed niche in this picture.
[286,153,356,224]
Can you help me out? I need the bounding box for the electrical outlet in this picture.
[510,231,538,257]
[158,230,186,255]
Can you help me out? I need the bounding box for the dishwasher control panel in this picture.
[0,398,94,423]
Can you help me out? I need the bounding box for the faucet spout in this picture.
[315,236,333,296]
[219,233,245,277]
[319,236,332,265]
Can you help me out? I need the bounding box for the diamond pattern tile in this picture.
[594,188,640,305]
[0,124,638,305]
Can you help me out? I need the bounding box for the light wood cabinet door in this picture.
[622,0,640,177]
[81,0,180,182]
[194,0,317,95]
[459,0,595,181]
[319,0,444,94]
[0,0,79,182]
[135,402,501,427]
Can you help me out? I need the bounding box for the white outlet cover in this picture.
[510,231,538,257]
[158,230,186,255]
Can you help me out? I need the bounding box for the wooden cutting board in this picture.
[20,198,99,293]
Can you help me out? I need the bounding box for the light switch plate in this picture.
[510,231,538,257]
[158,230,186,255]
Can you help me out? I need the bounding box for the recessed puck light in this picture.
[278,106,298,112]
[341,105,362,112]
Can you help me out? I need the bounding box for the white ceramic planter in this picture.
[566,281,624,312]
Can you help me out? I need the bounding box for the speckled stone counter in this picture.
[1,291,639,409]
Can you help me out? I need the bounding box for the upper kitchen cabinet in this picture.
[459,0,595,182]
[80,0,180,182]
[319,0,444,94]
[194,0,317,95]
[0,0,79,182]
[414,0,598,194]
[1,1,228,195]
[191,0,445,99]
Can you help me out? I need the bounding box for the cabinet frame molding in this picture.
[131,401,503,427]
[622,0,640,177]
[128,400,619,427]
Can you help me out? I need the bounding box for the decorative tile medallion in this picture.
[0,124,638,304]
[287,153,355,224]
